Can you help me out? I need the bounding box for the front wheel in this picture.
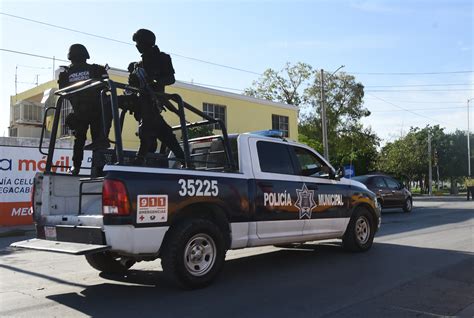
[343,207,375,252]
[403,197,413,213]
[161,219,226,289]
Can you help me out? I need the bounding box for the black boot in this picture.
[69,166,81,175]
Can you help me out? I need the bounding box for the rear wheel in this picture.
[85,252,135,274]
[343,207,375,252]
[161,218,226,289]
[403,197,413,213]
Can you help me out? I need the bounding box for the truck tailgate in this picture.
[11,239,110,255]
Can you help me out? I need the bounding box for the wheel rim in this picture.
[406,199,412,211]
[355,216,370,245]
[184,233,216,277]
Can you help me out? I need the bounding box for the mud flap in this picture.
[11,238,110,255]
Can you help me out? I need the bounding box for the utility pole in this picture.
[320,69,329,160]
[468,99,472,177]
[319,65,344,161]
[428,133,432,196]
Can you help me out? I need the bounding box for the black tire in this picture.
[161,218,226,289]
[85,251,135,274]
[343,207,375,252]
[403,197,413,213]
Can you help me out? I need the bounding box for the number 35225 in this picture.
[178,179,219,197]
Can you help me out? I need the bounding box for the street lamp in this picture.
[320,65,345,161]
[468,98,473,177]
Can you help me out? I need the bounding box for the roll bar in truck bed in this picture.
[38,79,236,174]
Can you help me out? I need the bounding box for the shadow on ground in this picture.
[377,200,473,238]
[7,242,468,318]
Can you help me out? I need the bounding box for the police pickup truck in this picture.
[12,79,381,289]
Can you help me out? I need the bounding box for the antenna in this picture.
[52,56,56,79]
[15,65,18,95]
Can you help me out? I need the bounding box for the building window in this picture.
[13,105,21,122]
[272,114,289,137]
[9,127,18,137]
[203,103,226,130]
[22,103,42,122]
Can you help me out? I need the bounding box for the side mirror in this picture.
[335,166,345,180]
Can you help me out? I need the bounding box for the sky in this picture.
[0,0,473,144]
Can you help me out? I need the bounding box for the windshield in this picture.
[352,176,369,184]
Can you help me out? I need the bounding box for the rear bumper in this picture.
[36,225,105,245]
[11,238,109,255]
[104,225,169,255]
[12,224,169,256]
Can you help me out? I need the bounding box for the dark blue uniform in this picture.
[125,45,184,162]
[58,62,110,171]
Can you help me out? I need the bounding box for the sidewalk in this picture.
[0,224,35,238]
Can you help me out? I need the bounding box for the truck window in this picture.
[292,146,330,178]
[257,141,295,175]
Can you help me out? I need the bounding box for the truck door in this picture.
[289,145,350,236]
[249,138,304,240]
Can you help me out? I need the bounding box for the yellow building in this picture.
[10,68,298,149]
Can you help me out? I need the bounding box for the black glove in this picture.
[118,95,138,114]
[127,62,137,73]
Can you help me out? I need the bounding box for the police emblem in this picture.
[295,183,317,219]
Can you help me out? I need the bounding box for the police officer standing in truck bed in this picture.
[58,44,111,175]
[122,29,185,165]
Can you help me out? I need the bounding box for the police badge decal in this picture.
[295,183,317,219]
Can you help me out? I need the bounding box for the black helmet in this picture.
[132,29,156,46]
[67,44,90,61]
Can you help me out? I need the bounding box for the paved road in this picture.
[0,197,473,317]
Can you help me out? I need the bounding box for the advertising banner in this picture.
[0,146,91,226]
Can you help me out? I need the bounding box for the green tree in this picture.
[377,125,454,193]
[245,63,378,172]
[439,130,472,193]
[188,125,214,139]
[244,62,313,107]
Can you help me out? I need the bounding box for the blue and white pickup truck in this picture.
[13,79,381,289]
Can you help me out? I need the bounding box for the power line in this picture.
[1,12,132,46]
[0,48,68,62]
[366,92,451,126]
[371,106,466,113]
[366,88,474,92]
[349,70,473,75]
[364,98,465,104]
[0,12,262,76]
[17,64,52,70]
[180,81,245,92]
[365,83,473,88]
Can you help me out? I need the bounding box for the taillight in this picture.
[102,179,131,216]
